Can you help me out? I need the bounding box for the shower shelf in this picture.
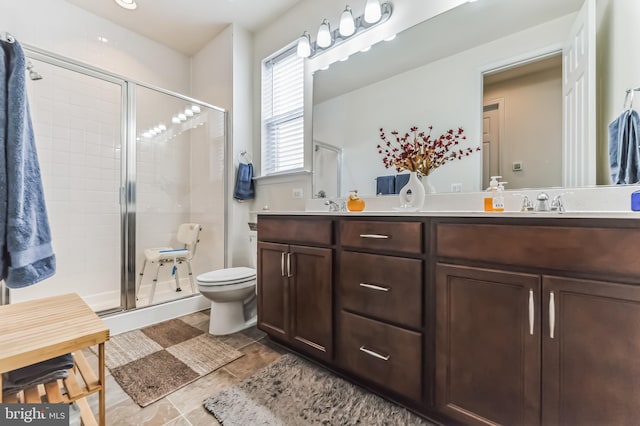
[0,293,110,426]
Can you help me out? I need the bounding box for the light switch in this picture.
[512,161,523,172]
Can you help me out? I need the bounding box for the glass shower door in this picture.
[133,84,226,308]
[9,53,126,312]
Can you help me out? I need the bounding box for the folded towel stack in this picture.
[395,174,411,194]
[375,175,395,195]
[2,353,74,395]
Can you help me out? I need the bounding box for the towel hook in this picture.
[624,88,640,110]
[0,32,15,44]
[239,151,252,164]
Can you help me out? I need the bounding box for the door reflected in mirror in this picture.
[312,141,342,198]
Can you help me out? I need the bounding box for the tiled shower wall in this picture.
[10,60,123,311]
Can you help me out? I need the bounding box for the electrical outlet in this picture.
[451,183,463,193]
[292,188,303,198]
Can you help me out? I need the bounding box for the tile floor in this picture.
[81,310,285,426]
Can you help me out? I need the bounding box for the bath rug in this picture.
[100,317,243,407]
[203,353,434,425]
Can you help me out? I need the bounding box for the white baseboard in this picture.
[102,295,210,335]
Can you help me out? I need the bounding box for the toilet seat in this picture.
[197,267,256,286]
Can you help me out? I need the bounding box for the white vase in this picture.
[398,171,429,210]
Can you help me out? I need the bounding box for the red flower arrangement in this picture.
[377,126,480,176]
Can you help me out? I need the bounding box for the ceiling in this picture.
[64,0,305,55]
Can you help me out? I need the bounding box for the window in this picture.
[261,46,305,175]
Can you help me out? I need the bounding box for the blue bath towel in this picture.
[395,174,410,194]
[609,109,640,184]
[376,175,395,195]
[233,162,255,201]
[2,353,73,394]
[1,39,56,288]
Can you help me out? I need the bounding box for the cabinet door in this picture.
[257,242,289,338]
[542,276,640,426]
[289,245,333,361]
[435,263,541,426]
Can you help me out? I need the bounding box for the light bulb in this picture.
[172,116,180,124]
[114,0,137,10]
[316,19,332,48]
[384,34,396,41]
[360,46,372,52]
[191,105,201,113]
[296,31,311,58]
[178,113,187,121]
[185,108,194,117]
[364,0,382,24]
[158,124,167,131]
[339,6,355,37]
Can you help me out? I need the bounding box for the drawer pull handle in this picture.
[528,289,534,336]
[359,282,390,292]
[359,346,390,361]
[280,252,285,277]
[360,346,389,361]
[549,291,555,339]
[287,252,293,278]
[359,234,389,239]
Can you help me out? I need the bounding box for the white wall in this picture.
[313,14,574,195]
[192,26,233,271]
[484,65,563,189]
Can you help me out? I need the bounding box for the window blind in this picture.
[262,47,304,175]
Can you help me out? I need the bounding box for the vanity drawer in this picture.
[436,223,640,277]
[340,251,422,329]
[258,217,333,245]
[338,311,422,402]
[340,220,422,254]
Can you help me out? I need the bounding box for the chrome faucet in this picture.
[520,195,534,212]
[324,200,339,211]
[535,192,550,212]
[551,194,565,213]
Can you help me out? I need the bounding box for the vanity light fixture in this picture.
[296,1,392,59]
[296,31,312,58]
[317,19,333,48]
[364,0,382,24]
[114,0,137,10]
[339,6,356,37]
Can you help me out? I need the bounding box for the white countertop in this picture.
[257,210,640,219]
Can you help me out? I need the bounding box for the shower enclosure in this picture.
[5,46,227,313]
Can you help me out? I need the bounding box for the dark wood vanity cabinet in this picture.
[337,219,426,403]
[257,215,640,425]
[257,217,333,362]
[434,221,640,426]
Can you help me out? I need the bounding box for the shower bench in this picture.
[0,293,110,425]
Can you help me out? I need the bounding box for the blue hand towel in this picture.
[233,162,255,201]
[395,174,411,194]
[1,39,56,288]
[609,109,640,184]
[376,175,395,195]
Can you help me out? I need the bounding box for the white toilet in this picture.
[196,231,258,335]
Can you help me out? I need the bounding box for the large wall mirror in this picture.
[311,0,630,198]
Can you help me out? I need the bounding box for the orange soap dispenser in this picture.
[484,176,501,212]
[347,190,365,212]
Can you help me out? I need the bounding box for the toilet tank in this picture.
[248,230,258,268]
